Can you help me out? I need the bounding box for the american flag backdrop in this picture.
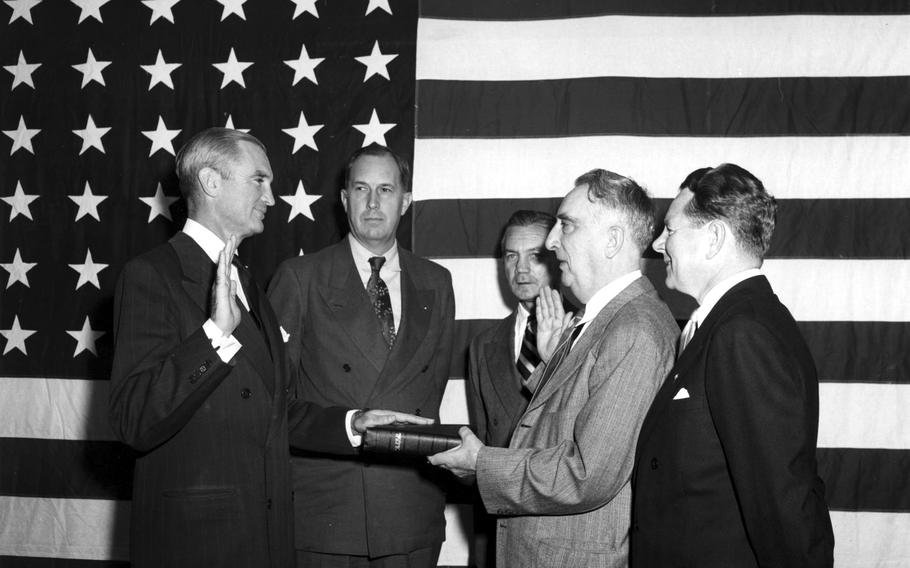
[0,0,908,567]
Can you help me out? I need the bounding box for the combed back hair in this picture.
[682,163,777,259]
[499,210,557,255]
[176,127,266,199]
[343,143,411,192]
[574,169,655,253]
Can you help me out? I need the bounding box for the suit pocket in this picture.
[535,538,619,568]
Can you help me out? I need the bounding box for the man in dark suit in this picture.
[268,144,456,567]
[110,129,429,568]
[632,163,834,567]
[429,170,678,568]
[468,210,559,448]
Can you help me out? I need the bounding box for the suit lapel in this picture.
[366,250,434,400]
[485,313,528,415]
[171,232,275,396]
[318,242,389,372]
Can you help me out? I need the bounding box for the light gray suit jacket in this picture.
[475,277,677,568]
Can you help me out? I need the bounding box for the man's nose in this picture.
[545,224,559,250]
[652,229,667,253]
[262,184,275,206]
[367,189,379,209]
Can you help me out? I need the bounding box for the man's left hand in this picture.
[352,409,434,433]
[428,427,483,480]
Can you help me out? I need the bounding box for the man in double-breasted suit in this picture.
[111,129,429,568]
[268,144,455,567]
[631,164,834,567]
[430,169,677,568]
[467,210,559,448]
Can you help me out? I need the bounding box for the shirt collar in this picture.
[347,233,400,272]
[691,268,763,325]
[183,218,225,263]
[578,270,642,325]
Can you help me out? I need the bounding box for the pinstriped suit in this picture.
[110,232,351,567]
[475,277,677,568]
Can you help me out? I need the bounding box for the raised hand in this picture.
[211,235,242,336]
[536,285,574,362]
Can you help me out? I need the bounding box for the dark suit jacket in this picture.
[632,275,834,567]
[467,311,531,447]
[267,239,456,557]
[110,232,350,568]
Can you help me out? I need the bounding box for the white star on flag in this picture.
[290,0,317,19]
[67,316,105,357]
[72,114,110,155]
[69,249,108,290]
[140,182,179,222]
[365,0,391,15]
[353,109,395,147]
[70,0,110,23]
[142,0,180,24]
[69,181,107,221]
[280,181,321,222]
[285,44,324,86]
[72,48,111,88]
[213,48,252,88]
[355,40,397,81]
[1,249,37,289]
[1,316,36,355]
[282,111,323,153]
[224,115,249,133]
[3,116,40,155]
[4,0,41,24]
[216,0,245,20]
[2,181,38,220]
[141,49,181,90]
[142,116,181,156]
[4,51,41,89]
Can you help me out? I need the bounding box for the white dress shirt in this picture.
[347,234,403,332]
[574,270,643,346]
[511,303,533,362]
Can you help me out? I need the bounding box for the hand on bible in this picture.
[427,426,483,480]
[352,409,434,434]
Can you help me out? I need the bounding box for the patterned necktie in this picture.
[516,313,541,381]
[367,256,396,349]
[532,314,585,398]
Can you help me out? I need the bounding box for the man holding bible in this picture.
[429,169,677,568]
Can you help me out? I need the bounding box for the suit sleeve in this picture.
[705,316,821,565]
[109,257,232,452]
[477,318,673,515]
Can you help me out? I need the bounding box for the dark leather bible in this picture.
[362,424,466,456]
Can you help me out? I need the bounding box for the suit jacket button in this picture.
[650,458,659,470]
[241,388,252,399]
[342,364,351,372]
[197,364,207,373]
[414,408,421,416]
[421,365,429,373]
[492,418,499,426]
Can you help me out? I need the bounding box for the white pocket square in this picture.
[673,387,690,400]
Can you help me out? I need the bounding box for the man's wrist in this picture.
[350,408,369,436]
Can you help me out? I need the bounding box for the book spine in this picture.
[366,430,460,455]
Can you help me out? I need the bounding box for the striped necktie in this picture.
[532,314,585,398]
[516,313,541,380]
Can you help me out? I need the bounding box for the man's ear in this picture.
[198,167,221,198]
[340,189,349,213]
[400,191,413,216]
[603,225,624,259]
[706,220,727,259]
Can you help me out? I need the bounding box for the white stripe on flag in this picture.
[439,258,910,323]
[417,15,910,80]
[0,377,115,440]
[412,136,910,201]
[0,496,129,560]
[830,510,910,567]
[819,384,910,449]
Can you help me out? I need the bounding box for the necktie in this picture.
[232,257,262,330]
[532,314,585,398]
[516,313,542,381]
[677,317,698,358]
[367,256,396,349]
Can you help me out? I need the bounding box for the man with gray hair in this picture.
[632,163,834,567]
[110,128,429,567]
[430,169,678,568]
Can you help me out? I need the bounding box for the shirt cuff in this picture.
[203,319,242,363]
[345,409,362,447]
